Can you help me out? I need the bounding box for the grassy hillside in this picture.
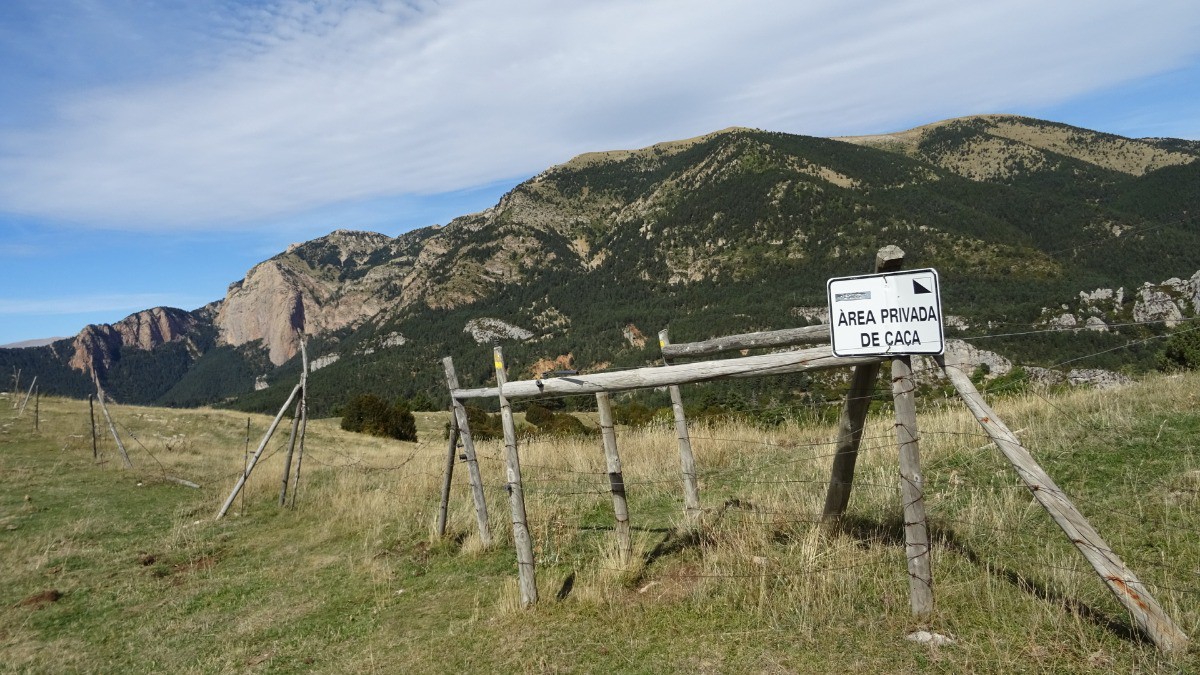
[2,369,1198,672]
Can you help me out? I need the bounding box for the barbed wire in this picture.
[15,298,1198,623]
[959,315,1200,341]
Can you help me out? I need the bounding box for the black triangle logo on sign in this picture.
[913,279,932,295]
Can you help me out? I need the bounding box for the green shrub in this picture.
[613,400,656,427]
[464,404,503,441]
[981,366,1031,397]
[524,403,555,427]
[1159,328,1200,372]
[340,394,418,441]
[538,413,590,437]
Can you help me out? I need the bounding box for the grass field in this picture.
[1,371,1198,673]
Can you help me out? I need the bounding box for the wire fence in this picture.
[9,309,1198,622]
[411,323,1200,620]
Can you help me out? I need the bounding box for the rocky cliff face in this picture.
[213,229,410,365]
[67,306,201,374]
[215,262,308,366]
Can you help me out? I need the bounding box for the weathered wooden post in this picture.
[443,357,493,547]
[290,395,308,508]
[436,417,460,538]
[595,392,632,565]
[892,354,933,619]
[279,337,308,506]
[33,387,39,431]
[277,400,302,505]
[18,376,37,416]
[657,329,702,524]
[823,246,905,522]
[216,383,302,519]
[88,395,98,460]
[938,356,1189,653]
[493,346,538,606]
[242,417,251,513]
[92,371,132,469]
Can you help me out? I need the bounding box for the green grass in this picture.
[1,374,1198,673]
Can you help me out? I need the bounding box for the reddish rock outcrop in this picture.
[68,307,199,374]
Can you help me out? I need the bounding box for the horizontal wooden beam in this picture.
[660,324,829,360]
[453,345,881,401]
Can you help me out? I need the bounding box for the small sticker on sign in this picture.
[835,291,872,302]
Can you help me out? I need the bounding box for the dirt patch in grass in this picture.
[138,551,218,580]
[17,589,62,609]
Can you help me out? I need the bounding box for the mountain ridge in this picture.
[4,114,1199,410]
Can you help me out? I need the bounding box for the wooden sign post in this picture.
[892,355,933,618]
[823,246,904,522]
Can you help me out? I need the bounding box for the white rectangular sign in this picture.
[826,268,944,357]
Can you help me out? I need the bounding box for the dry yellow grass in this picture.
[3,371,1198,672]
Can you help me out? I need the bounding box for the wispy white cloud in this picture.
[1,0,1198,229]
[0,294,209,316]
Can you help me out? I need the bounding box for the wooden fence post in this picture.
[436,418,460,538]
[18,376,37,416]
[88,395,98,460]
[823,246,905,522]
[242,417,251,513]
[938,357,1189,653]
[278,399,302,506]
[493,346,538,606]
[596,392,632,565]
[893,355,933,618]
[821,363,879,521]
[658,329,702,525]
[34,387,39,431]
[290,394,308,508]
[279,337,308,506]
[92,372,132,469]
[443,357,493,547]
[216,383,301,519]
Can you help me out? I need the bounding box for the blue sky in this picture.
[2,0,1199,345]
